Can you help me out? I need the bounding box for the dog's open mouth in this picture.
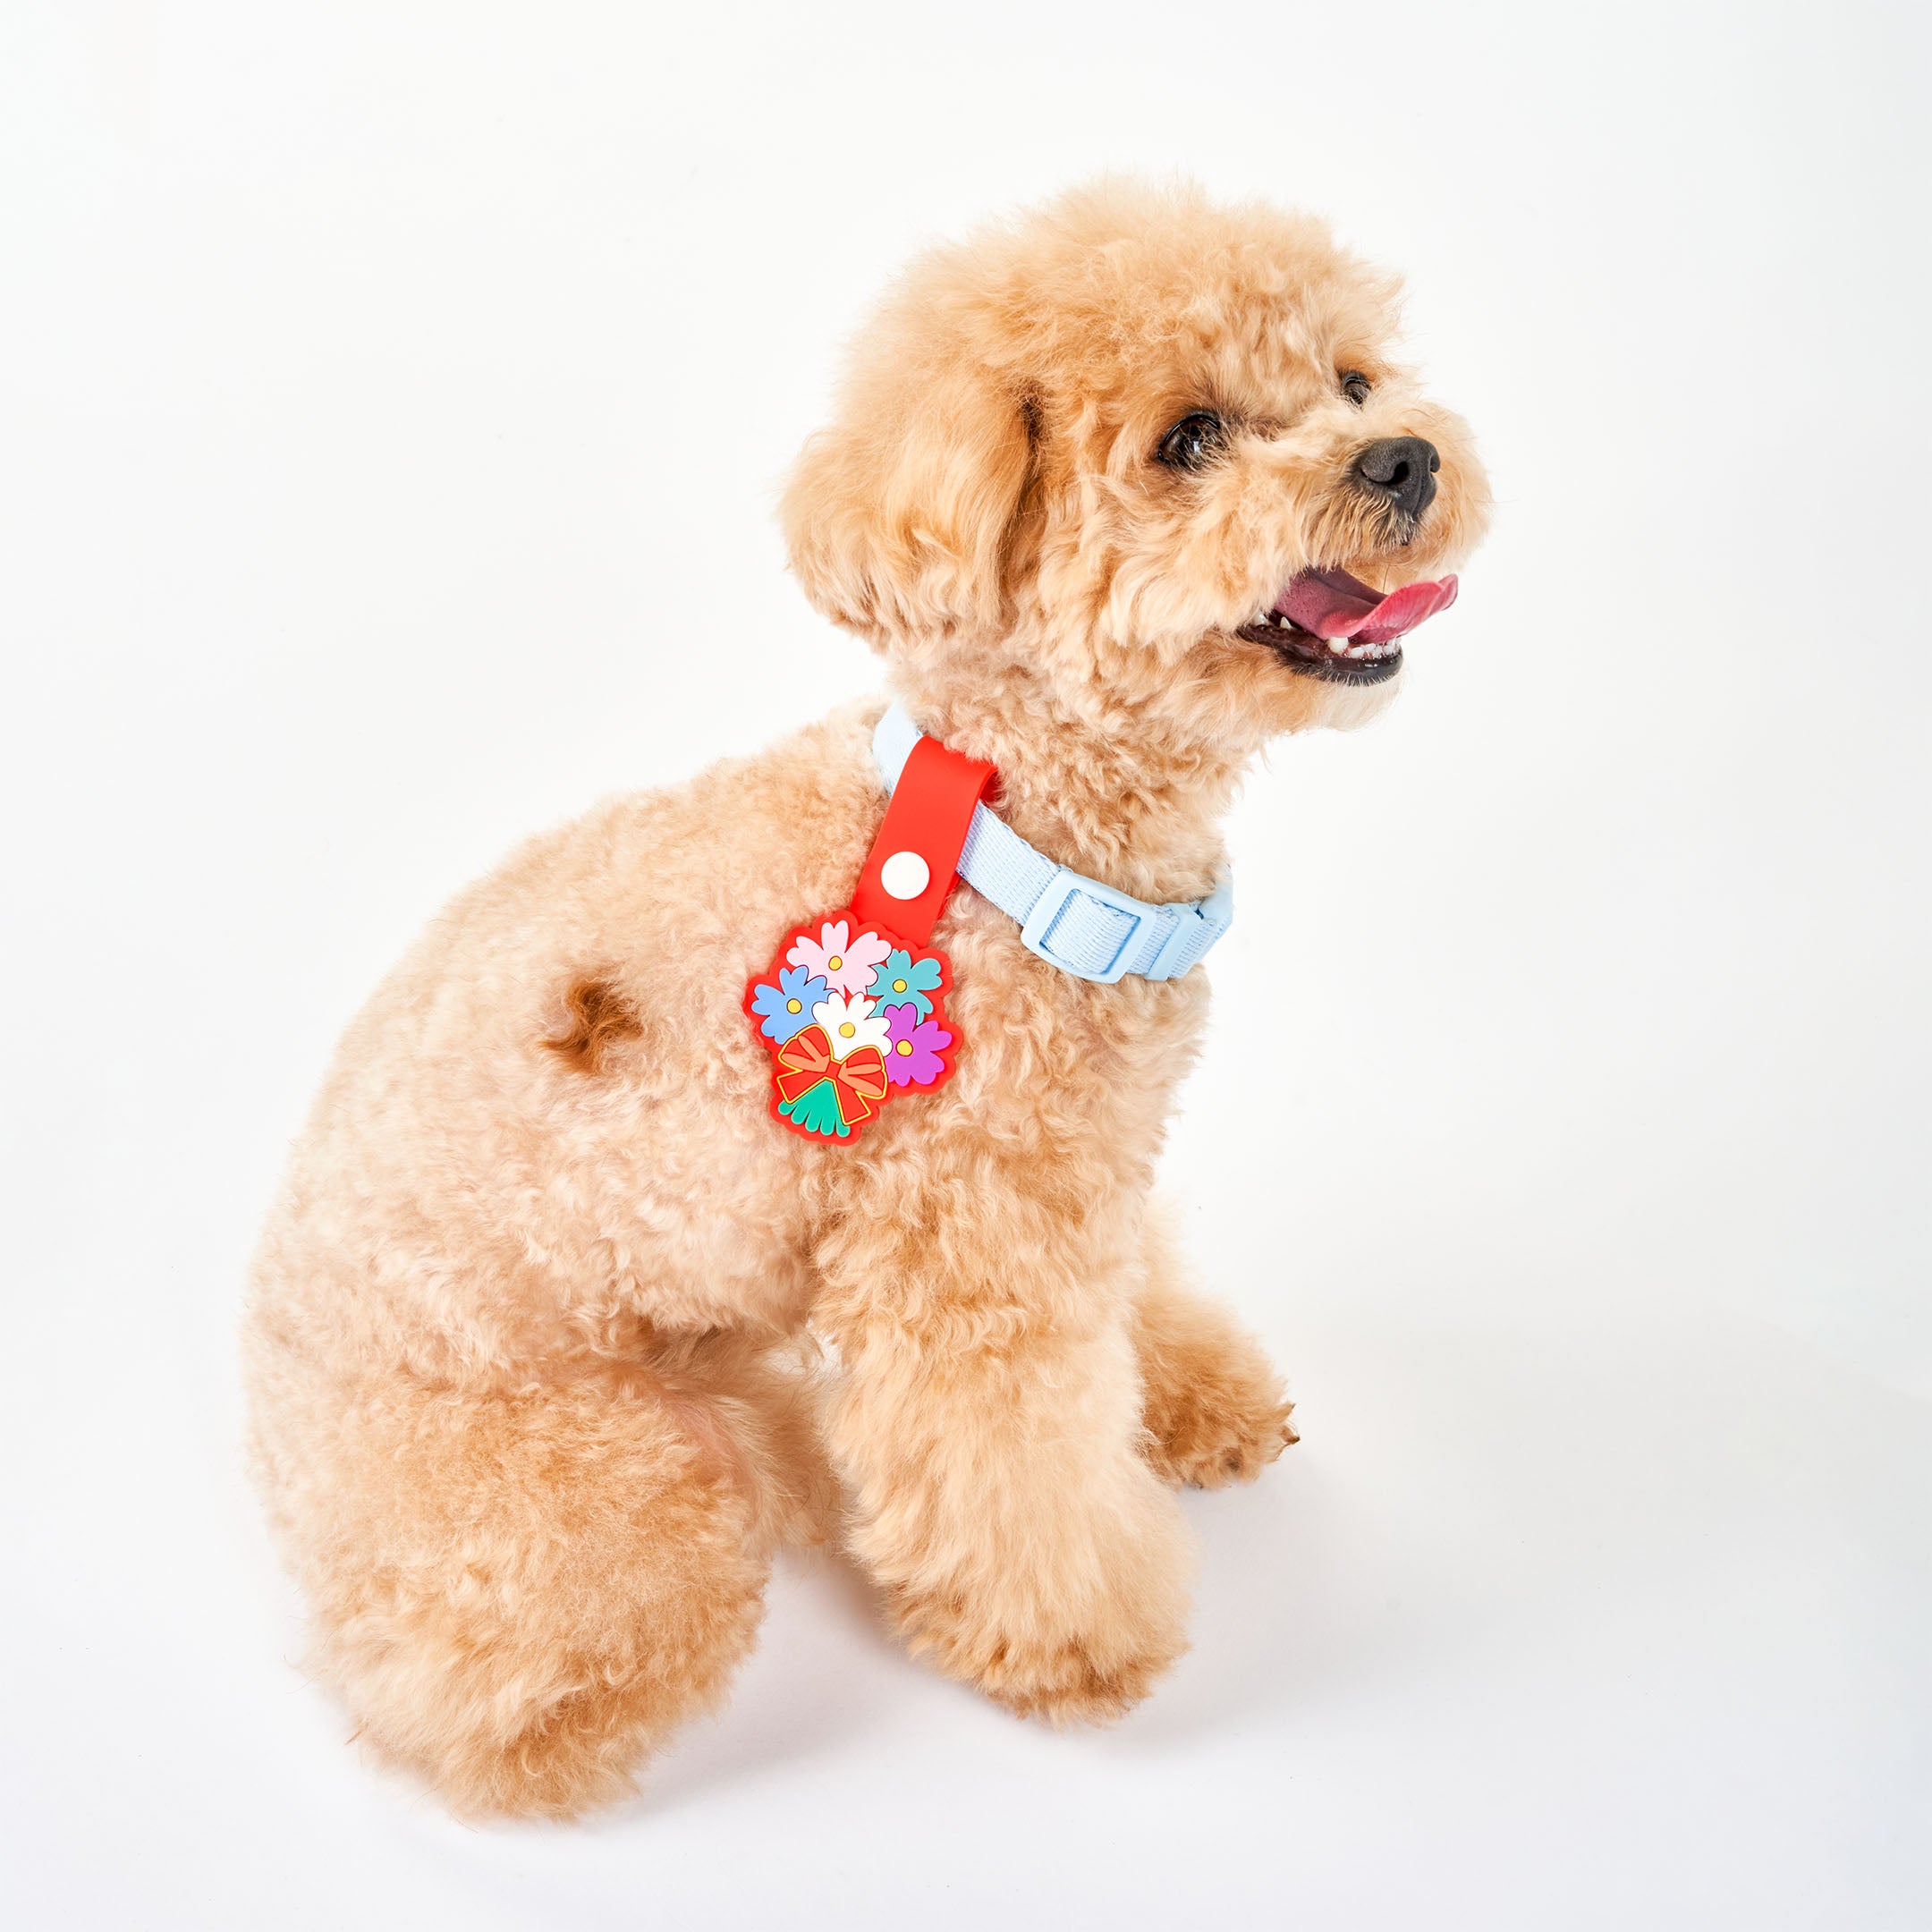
[1236,568,1459,684]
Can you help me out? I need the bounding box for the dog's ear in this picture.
[782,302,1034,648]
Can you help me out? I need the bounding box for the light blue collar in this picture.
[872,703,1233,984]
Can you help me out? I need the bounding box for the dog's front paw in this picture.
[1140,1331,1297,1489]
[887,1485,1192,1724]
[893,1586,1188,1724]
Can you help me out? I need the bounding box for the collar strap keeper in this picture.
[872,703,1233,984]
[851,729,996,946]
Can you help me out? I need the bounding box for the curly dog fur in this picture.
[243,178,1488,1817]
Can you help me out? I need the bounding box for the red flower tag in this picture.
[744,729,996,1143]
[744,913,957,1140]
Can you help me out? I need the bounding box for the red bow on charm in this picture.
[772,1025,891,1130]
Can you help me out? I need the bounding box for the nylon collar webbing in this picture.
[871,703,1233,985]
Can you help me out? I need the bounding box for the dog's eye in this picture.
[1157,411,1229,471]
[1340,370,1373,407]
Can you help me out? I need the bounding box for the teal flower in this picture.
[868,948,942,1020]
[778,1078,851,1138]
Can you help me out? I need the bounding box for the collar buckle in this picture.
[1019,867,1161,983]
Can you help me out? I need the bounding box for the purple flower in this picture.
[883,1002,952,1086]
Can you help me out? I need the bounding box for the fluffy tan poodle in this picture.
[243,178,1489,1817]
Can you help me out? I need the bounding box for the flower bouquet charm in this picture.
[744,728,996,1142]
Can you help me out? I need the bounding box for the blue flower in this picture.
[867,948,942,1020]
[751,965,828,1043]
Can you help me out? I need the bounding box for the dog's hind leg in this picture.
[1131,1206,1297,1489]
[251,1340,817,1818]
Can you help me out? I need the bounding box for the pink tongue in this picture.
[1277,567,1458,646]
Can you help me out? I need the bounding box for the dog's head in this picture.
[783,181,1489,756]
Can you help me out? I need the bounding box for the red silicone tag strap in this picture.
[850,733,996,946]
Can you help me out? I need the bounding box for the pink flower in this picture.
[787,920,891,996]
[883,1003,952,1086]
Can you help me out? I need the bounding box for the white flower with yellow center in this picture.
[812,989,888,1060]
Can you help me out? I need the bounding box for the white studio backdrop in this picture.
[1,4,1927,1929]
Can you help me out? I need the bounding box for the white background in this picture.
[3,3,1928,1927]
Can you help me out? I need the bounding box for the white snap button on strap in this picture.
[879,850,930,900]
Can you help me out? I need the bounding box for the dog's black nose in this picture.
[1354,436,1440,522]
